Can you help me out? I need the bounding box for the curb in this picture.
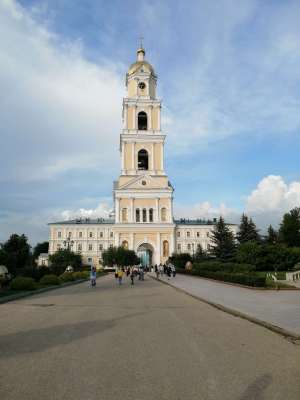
[150,275,300,343]
[0,279,89,304]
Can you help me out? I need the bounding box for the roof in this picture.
[127,60,155,76]
[174,218,237,226]
[48,218,115,226]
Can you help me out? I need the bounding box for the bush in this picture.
[18,266,50,281]
[73,271,89,280]
[59,272,75,283]
[39,274,60,286]
[191,269,266,287]
[193,261,255,273]
[10,277,36,291]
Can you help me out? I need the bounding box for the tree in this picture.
[168,253,192,270]
[33,241,49,259]
[236,213,260,244]
[102,246,139,267]
[279,207,300,247]
[193,244,209,262]
[49,249,82,275]
[265,225,279,244]
[2,234,31,274]
[210,217,236,261]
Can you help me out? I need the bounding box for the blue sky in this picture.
[1,0,300,244]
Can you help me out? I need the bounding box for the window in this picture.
[79,231,83,238]
[187,231,190,238]
[163,240,169,257]
[138,149,148,170]
[206,232,210,238]
[110,232,113,238]
[88,257,92,263]
[138,111,147,130]
[122,240,128,249]
[99,244,103,251]
[89,232,93,238]
[109,244,113,248]
[88,244,93,251]
[177,244,181,252]
[58,231,61,238]
[177,231,180,237]
[78,244,82,251]
[57,244,61,250]
[161,207,167,222]
[122,208,128,222]
[187,244,191,251]
[68,232,72,238]
[136,208,140,222]
[142,208,147,222]
[197,232,200,238]
[149,208,153,222]
[99,232,103,238]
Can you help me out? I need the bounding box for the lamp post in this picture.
[63,236,74,251]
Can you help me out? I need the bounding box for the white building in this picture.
[48,46,237,267]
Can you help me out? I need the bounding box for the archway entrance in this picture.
[137,243,153,267]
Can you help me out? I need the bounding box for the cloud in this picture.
[60,201,112,221]
[0,0,123,184]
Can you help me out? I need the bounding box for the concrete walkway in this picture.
[153,273,300,338]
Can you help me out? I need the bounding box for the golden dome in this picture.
[127,47,155,76]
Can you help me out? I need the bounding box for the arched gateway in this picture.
[137,243,154,267]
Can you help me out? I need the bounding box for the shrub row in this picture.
[191,269,266,287]
[9,271,90,291]
[192,261,256,273]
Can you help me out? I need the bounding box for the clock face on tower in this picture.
[138,82,146,90]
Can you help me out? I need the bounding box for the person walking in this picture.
[159,263,164,278]
[130,267,135,286]
[155,264,159,279]
[117,269,124,285]
[90,266,97,287]
[114,266,118,282]
[171,263,176,278]
[166,264,171,280]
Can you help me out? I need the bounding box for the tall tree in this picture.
[210,217,236,260]
[236,213,260,244]
[49,249,82,275]
[265,225,279,244]
[279,207,300,247]
[33,241,49,259]
[102,246,139,267]
[2,234,31,273]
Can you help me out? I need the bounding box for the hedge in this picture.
[59,272,75,283]
[191,269,266,287]
[10,277,37,291]
[192,261,256,273]
[39,274,60,286]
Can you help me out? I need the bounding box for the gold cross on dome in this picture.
[139,35,144,49]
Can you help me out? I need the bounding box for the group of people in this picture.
[114,265,145,286]
[154,263,176,280]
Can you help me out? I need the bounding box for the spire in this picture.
[137,35,145,61]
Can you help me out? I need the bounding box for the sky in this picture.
[1,0,300,245]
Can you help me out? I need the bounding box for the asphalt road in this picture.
[0,273,299,400]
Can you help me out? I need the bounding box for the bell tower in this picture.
[113,46,175,264]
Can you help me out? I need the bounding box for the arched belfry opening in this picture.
[138,111,147,130]
[138,149,148,170]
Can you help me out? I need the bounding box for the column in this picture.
[132,142,135,171]
[115,198,120,223]
[156,232,161,264]
[149,105,152,130]
[133,105,137,130]
[114,232,119,247]
[170,231,175,256]
[130,233,134,250]
[121,141,125,173]
[157,105,161,131]
[124,103,128,129]
[156,198,159,222]
[151,142,154,171]
[130,198,134,222]
[160,143,164,171]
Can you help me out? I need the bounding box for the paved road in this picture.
[0,273,300,400]
[154,273,300,336]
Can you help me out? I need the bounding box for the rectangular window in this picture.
[88,244,93,251]
[110,232,113,238]
[187,244,191,250]
[197,232,200,238]
[79,231,83,238]
[187,231,190,238]
[136,209,140,222]
[177,244,181,251]
[57,244,61,250]
[88,257,92,263]
[78,244,82,251]
[99,244,103,251]
[68,232,72,238]
[58,231,61,238]
[109,244,113,248]
[100,232,103,238]
[89,232,93,238]
[206,232,210,238]
[142,208,147,222]
[177,231,180,237]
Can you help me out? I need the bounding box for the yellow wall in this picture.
[152,107,158,130]
[127,107,134,129]
[124,143,132,170]
[120,198,131,208]
[154,143,161,170]
[128,80,136,98]
[134,199,156,207]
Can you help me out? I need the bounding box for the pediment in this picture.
[118,174,167,190]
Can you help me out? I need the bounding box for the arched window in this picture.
[149,208,154,222]
[122,208,128,222]
[138,111,147,130]
[161,207,167,222]
[138,149,148,170]
[122,240,128,249]
[142,208,147,222]
[136,208,140,222]
[163,240,169,257]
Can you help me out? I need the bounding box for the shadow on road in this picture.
[239,374,272,400]
[0,311,145,359]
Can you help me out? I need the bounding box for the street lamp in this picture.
[63,236,74,251]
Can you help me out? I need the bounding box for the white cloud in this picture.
[174,201,238,222]
[60,202,112,221]
[0,0,123,183]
